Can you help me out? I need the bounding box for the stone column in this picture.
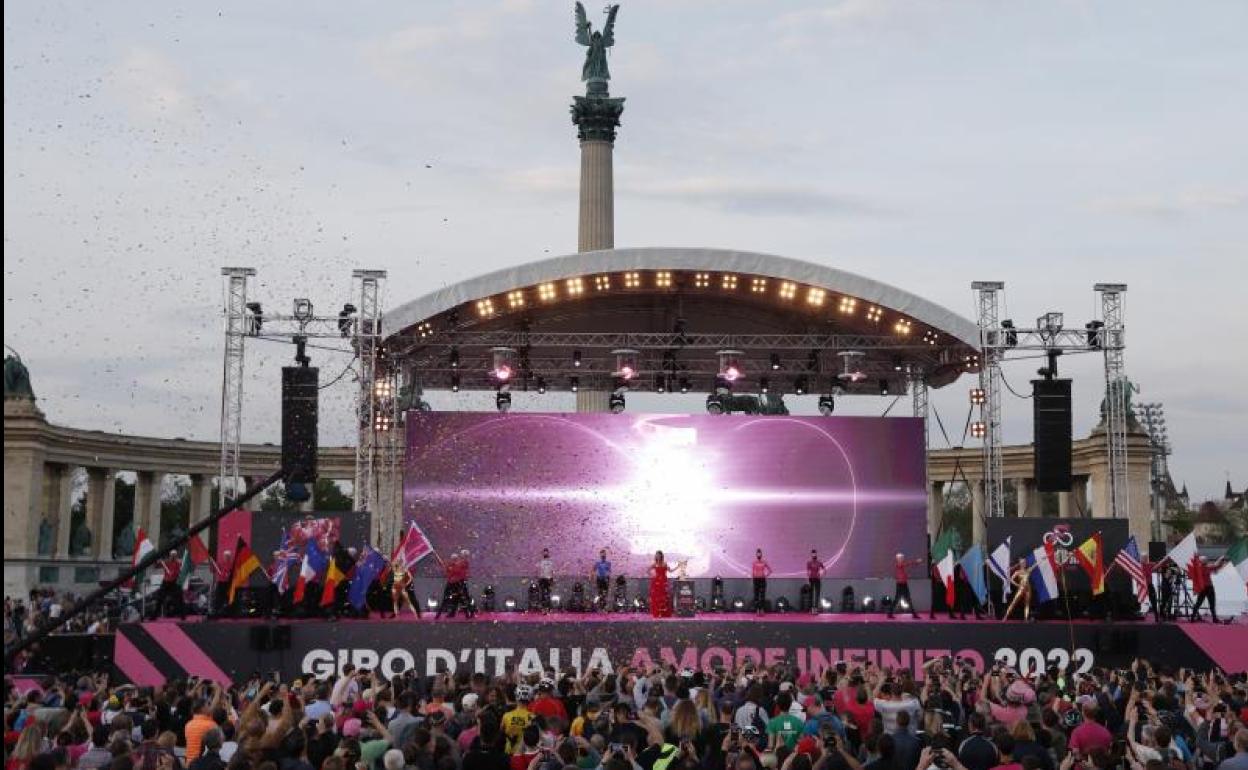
[1019,478,1041,518]
[47,464,75,557]
[1071,476,1089,517]
[86,468,116,560]
[3,443,45,559]
[927,481,944,540]
[971,480,986,545]
[188,474,213,551]
[134,471,165,544]
[571,89,624,253]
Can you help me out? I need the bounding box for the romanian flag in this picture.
[1074,532,1106,595]
[227,536,262,604]
[320,550,347,607]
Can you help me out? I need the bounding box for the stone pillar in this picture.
[971,480,986,545]
[134,471,165,544]
[1070,476,1088,517]
[86,468,116,560]
[3,442,45,559]
[576,389,611,413]
[188,474,214,552]
[1058,492,1071,518]
[927,481,944,540]
[571,89,624,253]
[1019,478,1041,518]
[47,464,75,557]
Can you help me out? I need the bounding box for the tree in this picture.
[256,479,354,512]
[161,482,191,546]
[942,482,973,547]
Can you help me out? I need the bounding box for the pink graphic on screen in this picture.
[404,412,926,579]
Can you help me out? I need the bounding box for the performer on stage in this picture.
[648,550,674,618]
[888,552,922,619]
[1003,557,1032,621]
[806,549,825,614]
[451,550,475,618]
[1189,555,1225,623]
[389,562,421,619]
[751,549,772,615]
[537,548,555,614]
[1160,562,1181,621]
[1141,556,1161,622]
[593,549,612,611]
[210,549,231,617]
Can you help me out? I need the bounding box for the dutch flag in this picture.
[1026,542,1061,603]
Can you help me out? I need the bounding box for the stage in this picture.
[108,612,1248,685]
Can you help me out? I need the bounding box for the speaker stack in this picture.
[1032,378,1073,492]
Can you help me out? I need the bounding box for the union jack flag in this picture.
[1114,535,1148,603]
[271,529,299,594]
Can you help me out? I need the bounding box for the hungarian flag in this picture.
[294,537,330,603]
[1074,532,1106,595]
[227,536,262,604]
[1227,537,1248,588]
[124,528,156,589]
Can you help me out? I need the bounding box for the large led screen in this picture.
[404,412,927,579]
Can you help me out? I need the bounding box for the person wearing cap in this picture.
[888,553,923,619]
[503,686,537,754]
[531,680,568,722]
[957,714,998,770]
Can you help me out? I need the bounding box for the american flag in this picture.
[271,529,298,594]
[1114,535,1148,603]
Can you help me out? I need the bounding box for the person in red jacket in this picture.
[1189,556,1225,623]
[530,679,568,722]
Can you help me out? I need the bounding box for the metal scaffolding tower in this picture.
[909,366,929,449]
[219,267,256,504]
[1135,401,1169,540]
[352,270,388,520]
[972,282,1006,520]
[1096,283,1130,522]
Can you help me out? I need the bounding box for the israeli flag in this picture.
[1027,544,1060,602]
[988,537,1012,597]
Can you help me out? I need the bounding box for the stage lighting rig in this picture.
[481,585,496,612]
[679,378,691,394]
[759,377,770,394]
[655,374,667,393]
[817,394,835,415]
[490,347,516,382]
[879,379,889,396]
[450,374,461,393]
[292,298,314,323]
[837,351,866,383]
[570,376,580,393]
[245,302,264,336]
[449,348,460,369]
[337,303,356,337]
[613,349,639,381]
[495,388,512,413]
[770,353,781,371]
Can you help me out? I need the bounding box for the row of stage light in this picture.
[406,272,942,345]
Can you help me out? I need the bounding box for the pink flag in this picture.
[391,522,434,571]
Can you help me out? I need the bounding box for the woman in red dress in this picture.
[648,550,673,618]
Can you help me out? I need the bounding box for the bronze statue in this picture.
[575,2,619,90]
[4,354,34,400]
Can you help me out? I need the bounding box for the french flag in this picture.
[293,537,330,603]
[1026,542,1060,602]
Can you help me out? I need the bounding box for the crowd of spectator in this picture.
[5,657,1247,770]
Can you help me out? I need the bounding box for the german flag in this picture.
[227,536,262,604]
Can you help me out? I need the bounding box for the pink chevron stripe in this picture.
[142,622,233,684]
[1179,624,1248,674]
[114,631,164,686]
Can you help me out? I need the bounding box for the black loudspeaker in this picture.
[249,625,271,651]
[281,366,319,484]
[270,625,291,651]
[1148,541,1167,561]
[1033,378,1072,492]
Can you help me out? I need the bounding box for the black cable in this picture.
[1000,369,1034,400]
[880,395,902,418]
[4,468,286,665]
[931,402,954,448]
[319,355,360,391]
[961,403,974,445]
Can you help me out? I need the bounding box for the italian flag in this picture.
[1227,537,1248,589]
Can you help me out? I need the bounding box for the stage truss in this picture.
[971,281,1130,521]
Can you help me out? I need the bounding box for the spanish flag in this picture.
[320,552,346,607]
[227,536,262,604]
[1074,532,1106,595]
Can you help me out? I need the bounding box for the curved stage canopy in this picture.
[383,247,982,394]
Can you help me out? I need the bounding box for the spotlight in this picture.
[655,374,667,393]
[819,597,833,612]
[1085,320,1104,348]
[1001,319,1018,347]
[609,392,626,413]
[1037,312,1064,335]
[879,379,889,396]
[817,394,834,415]
[770,354,781,371]
[971,421,987,439]
[759,377,770,394]
[969,388,986,405]
[450,374,460,393]
[861,596,874,612]
[774,597,791,613]
[481,585,496,612]
[679,378,690,394]
[536,377,547,395]
[292,298,314,322]
[897,597,911,611]
[705,394,725,415]
[794,376,808,395]
[495,390,512,413]
[892,358,904,372]
[245,302,264,335]
[731,597,746,611]
[337,303,356,337]
[426,596,440,610]
[613,349,639,380]
[504,596,517,611]
[572,351,582,368]
[718,350,744,383]
[840,586,856,613]
[569,376,580,393]
[550,593,562,610]
[881,596,894,614]
[695,597,707,612]
[490,347,516,382]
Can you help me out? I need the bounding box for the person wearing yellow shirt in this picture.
[502,685,536,754]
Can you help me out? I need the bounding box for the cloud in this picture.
[1088,187,1246,218]
[108,47,193,122]
[772,0,903,48]
[623,176,882,216]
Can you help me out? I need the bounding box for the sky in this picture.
[4,0,1246,503]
